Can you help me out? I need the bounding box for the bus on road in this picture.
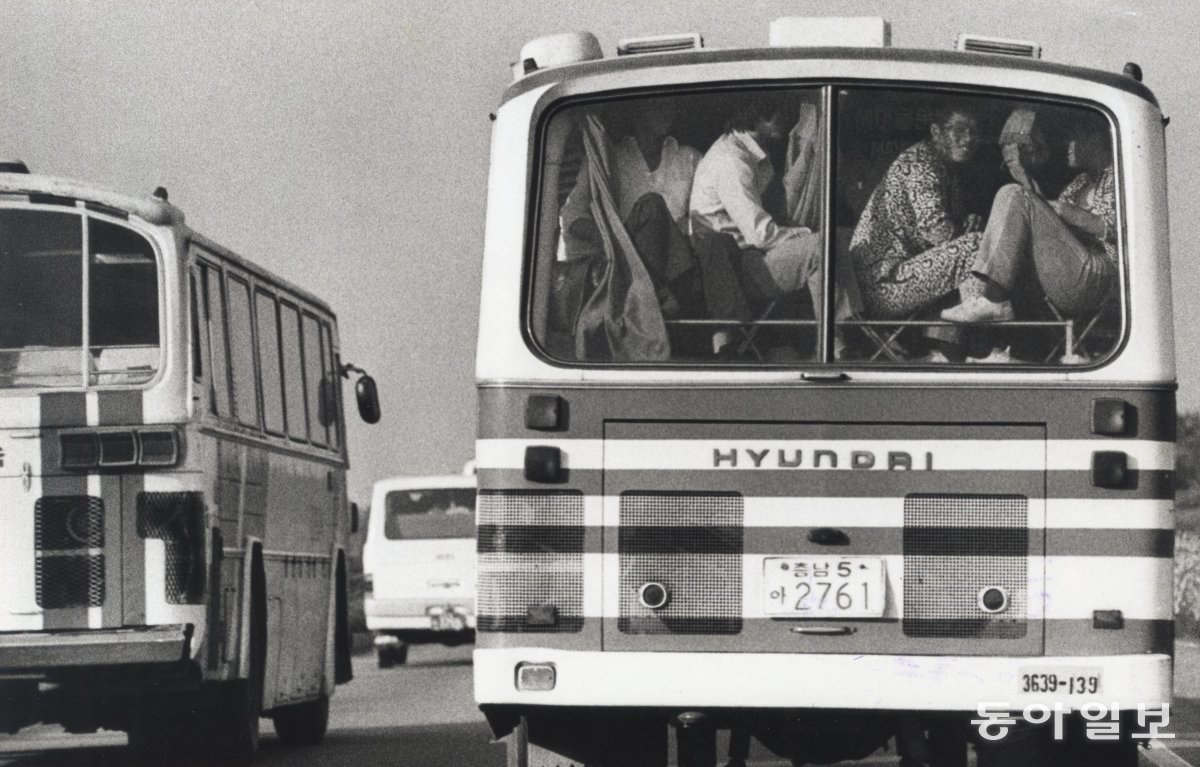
[0,165,380,762]
[363,471,477,667]
[473,17,1174,767]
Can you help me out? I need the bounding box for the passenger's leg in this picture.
[1025,207,1114,315]
[625,193,695,318]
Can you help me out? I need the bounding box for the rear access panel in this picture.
[601,422,1046,656]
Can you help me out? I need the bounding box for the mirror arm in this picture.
[339,361,368,379]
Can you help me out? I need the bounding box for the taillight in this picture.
[363,573,374,597]
[59,428,181,469]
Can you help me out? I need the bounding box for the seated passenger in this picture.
[560,100,703,318]
[688,93,824,357]
[941,117,1116,325]
[849,106,985,321]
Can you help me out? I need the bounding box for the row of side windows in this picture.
[192,252,341,451]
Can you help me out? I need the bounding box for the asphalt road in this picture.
[0,641,1197,767]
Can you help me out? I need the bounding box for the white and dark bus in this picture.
[473,18,1174,767]
[0,166,380,761]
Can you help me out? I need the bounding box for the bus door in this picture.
[601,421,1046,656]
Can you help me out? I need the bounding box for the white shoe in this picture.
[916,349,950,363]
[941,296,1015,323]
[967,346,1013,363]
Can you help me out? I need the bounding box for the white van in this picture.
[363,474,476,667]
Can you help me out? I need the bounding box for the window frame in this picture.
[522,81,1128,372]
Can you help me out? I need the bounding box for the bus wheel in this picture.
[210,554,267,762]
[272,693,330,746]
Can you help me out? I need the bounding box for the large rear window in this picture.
[528,85,1121,368]
[383,487,476,540]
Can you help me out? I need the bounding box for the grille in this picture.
[619,492,743,635]
[476,491,584,633]
[903,494,1028,639]
[138,492,206,604]
[34,496,105,608]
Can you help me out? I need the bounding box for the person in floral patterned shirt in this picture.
[850,106,985,320]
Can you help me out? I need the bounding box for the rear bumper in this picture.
[0,624,191,673]
[366,598,475,631]
[474,648,1172,711]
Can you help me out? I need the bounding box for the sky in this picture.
[2,0,1197,502]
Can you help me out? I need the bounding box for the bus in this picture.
[473,17,1174,767]
[363,471,477,667]
[0,165,380,761]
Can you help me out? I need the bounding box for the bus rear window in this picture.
[529,87,1122,368]
[0,209,160,387]
[383,488,476,540]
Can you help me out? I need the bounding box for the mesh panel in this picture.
[903,494,1028,639]
[476,491,584,633]
[138,492,205,604]
[619,492,743,635]
[36,554,104,608]
[35,496,103,550]
[34,496,105,608]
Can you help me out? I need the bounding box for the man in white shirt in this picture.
[689,93,824,356]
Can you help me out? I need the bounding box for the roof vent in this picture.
[769,17,890,48]
[0,160,30,174]
[617,32,703,56]
[957,34,1041,59]
[512,31,603,80]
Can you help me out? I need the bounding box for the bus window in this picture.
[189,272,202,381]
[302,313,327,447]
[383,487,476,540]
[834,88,1121,365]
[255,290,285,435]
[0,209,82,386]
[532,90,827,364]
[88,218,159,385]
[199,261,232,416]
[321,322,341,449]
[279,301,307,441]
[226,275,260,429]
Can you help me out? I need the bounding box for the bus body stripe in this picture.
[478,468,1172,500]
[476,388,1177,442]
[39,393,89,630]
[477,438,1173,472]
[475,525,1170,558]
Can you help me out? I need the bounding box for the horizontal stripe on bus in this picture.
[483,495,1173,530]
[475,618,1172,657]
[477,528,1171,558]
[477,468,1173,500]
[476,438,1173,472]
[476,388,1177,443]
[477,554,1172,620]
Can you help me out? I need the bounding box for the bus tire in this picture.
[272,693,330,746]
[377,645,395,669]
[210,549,267,762]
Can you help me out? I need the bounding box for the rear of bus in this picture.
[0,171,200,733]
[364,474,477,666]
[474,20,1174,767]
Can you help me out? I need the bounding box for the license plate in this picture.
[762,557,886,618]
[430,611,466,631]
[1018,667,1102,696]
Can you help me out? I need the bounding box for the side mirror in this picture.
[355,375,381,424]
[350,502,360,534]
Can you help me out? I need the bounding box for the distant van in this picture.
[363,474,476,667]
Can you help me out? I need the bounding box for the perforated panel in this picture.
[619,492,743,635]
[903,494,1028,639]
[138,492,205,604]
[34,496,105,608]
[476,491,584,633]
